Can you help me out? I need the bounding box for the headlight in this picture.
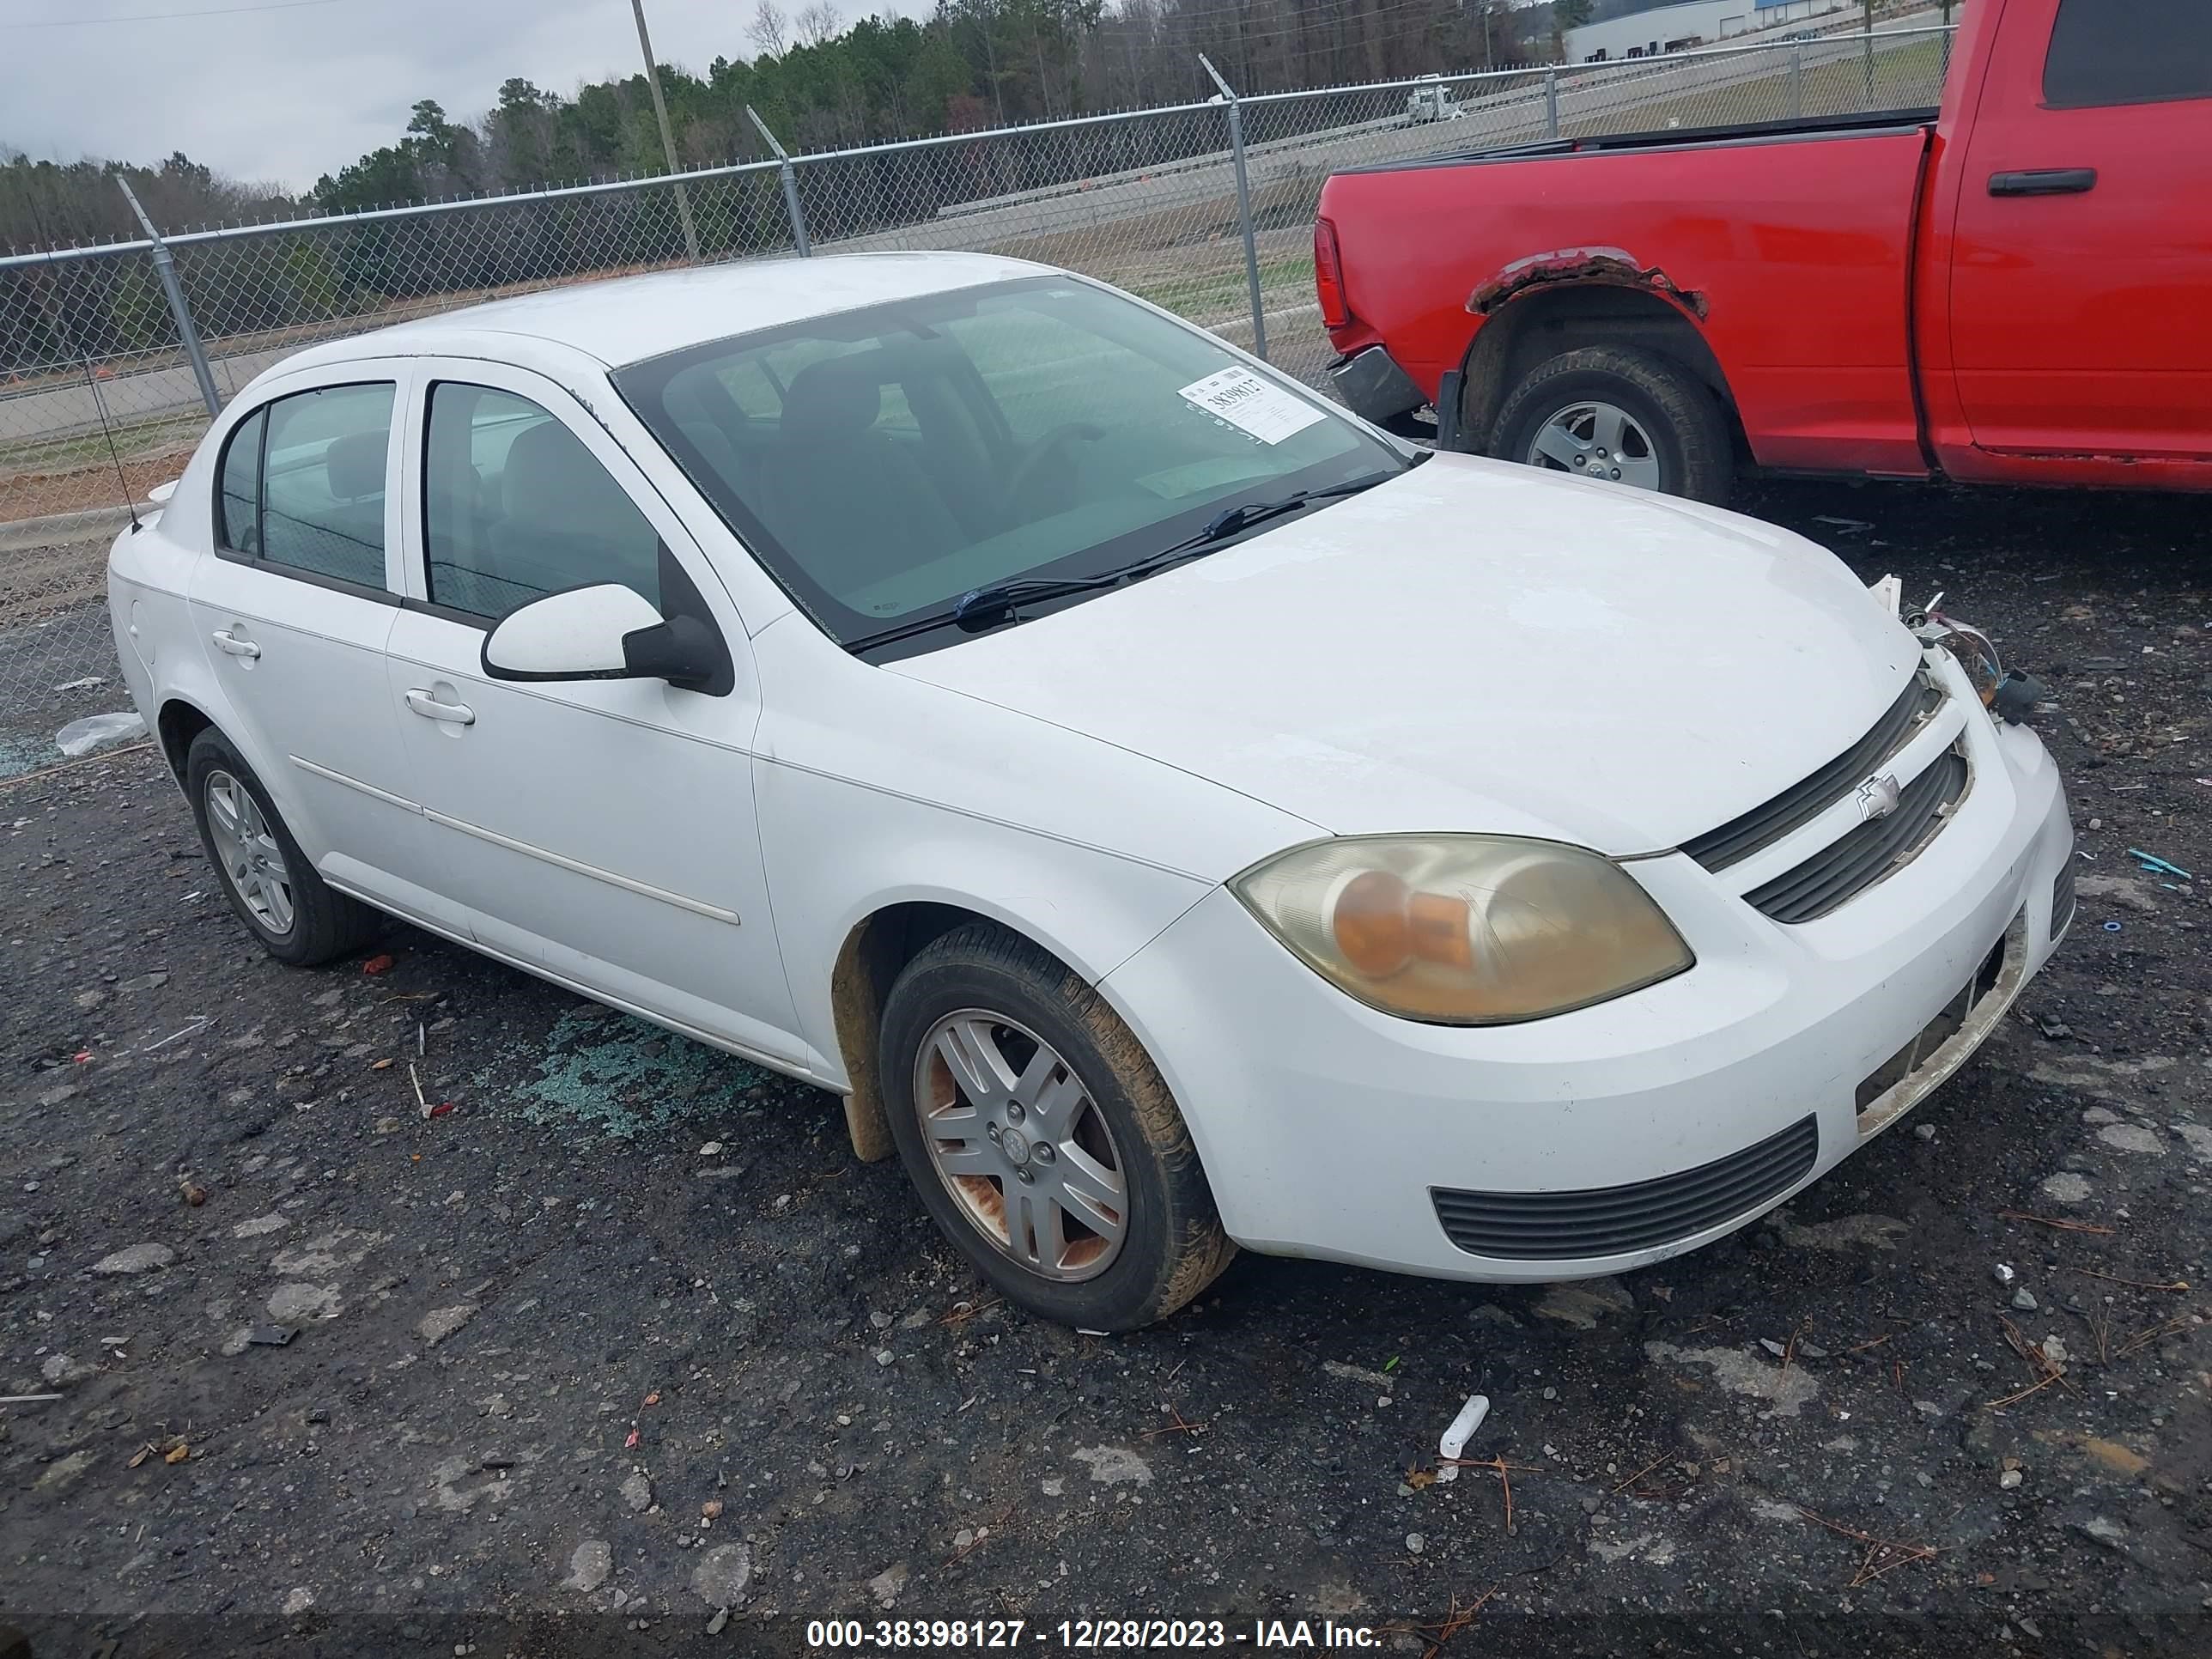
[1931,618,2004,708]
[1231,835,1692,1025]
[1907,592,2002,709]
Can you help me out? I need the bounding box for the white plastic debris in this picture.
[141,1017,211,1054]
[1993,1262,2016,1286]
[54,676,105,693]
[55,711,146,757]
[1434,1393,1490,1483]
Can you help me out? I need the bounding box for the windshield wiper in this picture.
[946,469,1404,626]
[846,466,1410,653]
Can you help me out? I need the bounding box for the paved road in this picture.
[1,343,279,458]
[836,25,1945,257]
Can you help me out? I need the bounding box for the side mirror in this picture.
[480,583,727,692]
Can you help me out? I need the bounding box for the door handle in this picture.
[1988,167,2097,197]
[210,628,260,659]
[404,689,477,726]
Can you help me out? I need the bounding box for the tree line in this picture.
[4,0,1554,249]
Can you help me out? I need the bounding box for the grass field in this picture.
[1568,35,1949,136]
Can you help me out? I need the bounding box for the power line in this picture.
[1,0,339,28]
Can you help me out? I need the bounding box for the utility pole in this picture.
[1863,0,1876,102]
[116,177,219,417]
[982,23,1006,125]
[630,0,702,262]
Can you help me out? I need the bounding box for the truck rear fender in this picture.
[1467,246,1709,320]
[1455,251,1736,457]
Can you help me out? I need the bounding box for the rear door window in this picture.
[216,408,265,556]
[215,382,395,591]
[2044,0,2212,106]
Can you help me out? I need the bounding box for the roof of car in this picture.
[272,251,1048,376]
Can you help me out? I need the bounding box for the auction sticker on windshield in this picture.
[1177,366,1326,445]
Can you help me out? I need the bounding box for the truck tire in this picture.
[1492,345,1735,505]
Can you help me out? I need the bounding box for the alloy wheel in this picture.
[1526,398,1662,489]
[912,1009,1130,1281]
[205,769,295,935]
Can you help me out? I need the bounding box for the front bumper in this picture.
[1327,346,1428,428]
[1100,672,2073,1284]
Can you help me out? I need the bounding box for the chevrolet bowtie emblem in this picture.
[1856,774,1903,822]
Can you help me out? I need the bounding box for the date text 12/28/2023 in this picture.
[801,1617,1382,1650]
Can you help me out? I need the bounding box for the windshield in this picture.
[614,275,1408,652]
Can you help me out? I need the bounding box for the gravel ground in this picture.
[1,477,2208,1659]
[0,543,109,633]
[0,537,127,789]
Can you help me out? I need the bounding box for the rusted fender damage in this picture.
[1468,246,1710,320]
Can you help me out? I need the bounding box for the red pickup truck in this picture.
[1313,0,2212,503]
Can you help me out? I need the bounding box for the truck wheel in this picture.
[1493,346,1734,505]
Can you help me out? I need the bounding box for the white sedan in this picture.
[106,252,2073,1328]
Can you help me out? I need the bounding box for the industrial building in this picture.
[1564,0,1850,62]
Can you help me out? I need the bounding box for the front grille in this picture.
[1431,1115,1818,1261]
[2051,859,2077,938]
[1746,748,1970,924]
[1855,935,2008,1114]
[1682,668,1942,872]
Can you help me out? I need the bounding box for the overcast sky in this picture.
[1,0,910,191]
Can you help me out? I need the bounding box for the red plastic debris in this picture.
[362,954,395,975]
[428,1102,455,1119]
[73,1050,94,1064]
[623,1429,640,1449]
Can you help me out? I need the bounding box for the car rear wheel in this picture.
[184,728,382,967]
[1492,345,1734,504]
[878,923,1235,1328]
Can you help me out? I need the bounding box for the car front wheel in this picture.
[878,924,1235,1328]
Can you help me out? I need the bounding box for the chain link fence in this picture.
[1243,24,1955,387]
[1,24,1953,780]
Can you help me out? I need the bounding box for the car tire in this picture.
[1492,344,1735,505]
[184,728,382,967]
[878,923,1235,1329]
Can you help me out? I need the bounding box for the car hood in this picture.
[890,453,1921,857]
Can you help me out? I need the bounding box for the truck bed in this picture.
[1318,112,1939,477]
[1339,105,1940,178]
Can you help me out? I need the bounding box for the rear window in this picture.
[2044,0,2212,107]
